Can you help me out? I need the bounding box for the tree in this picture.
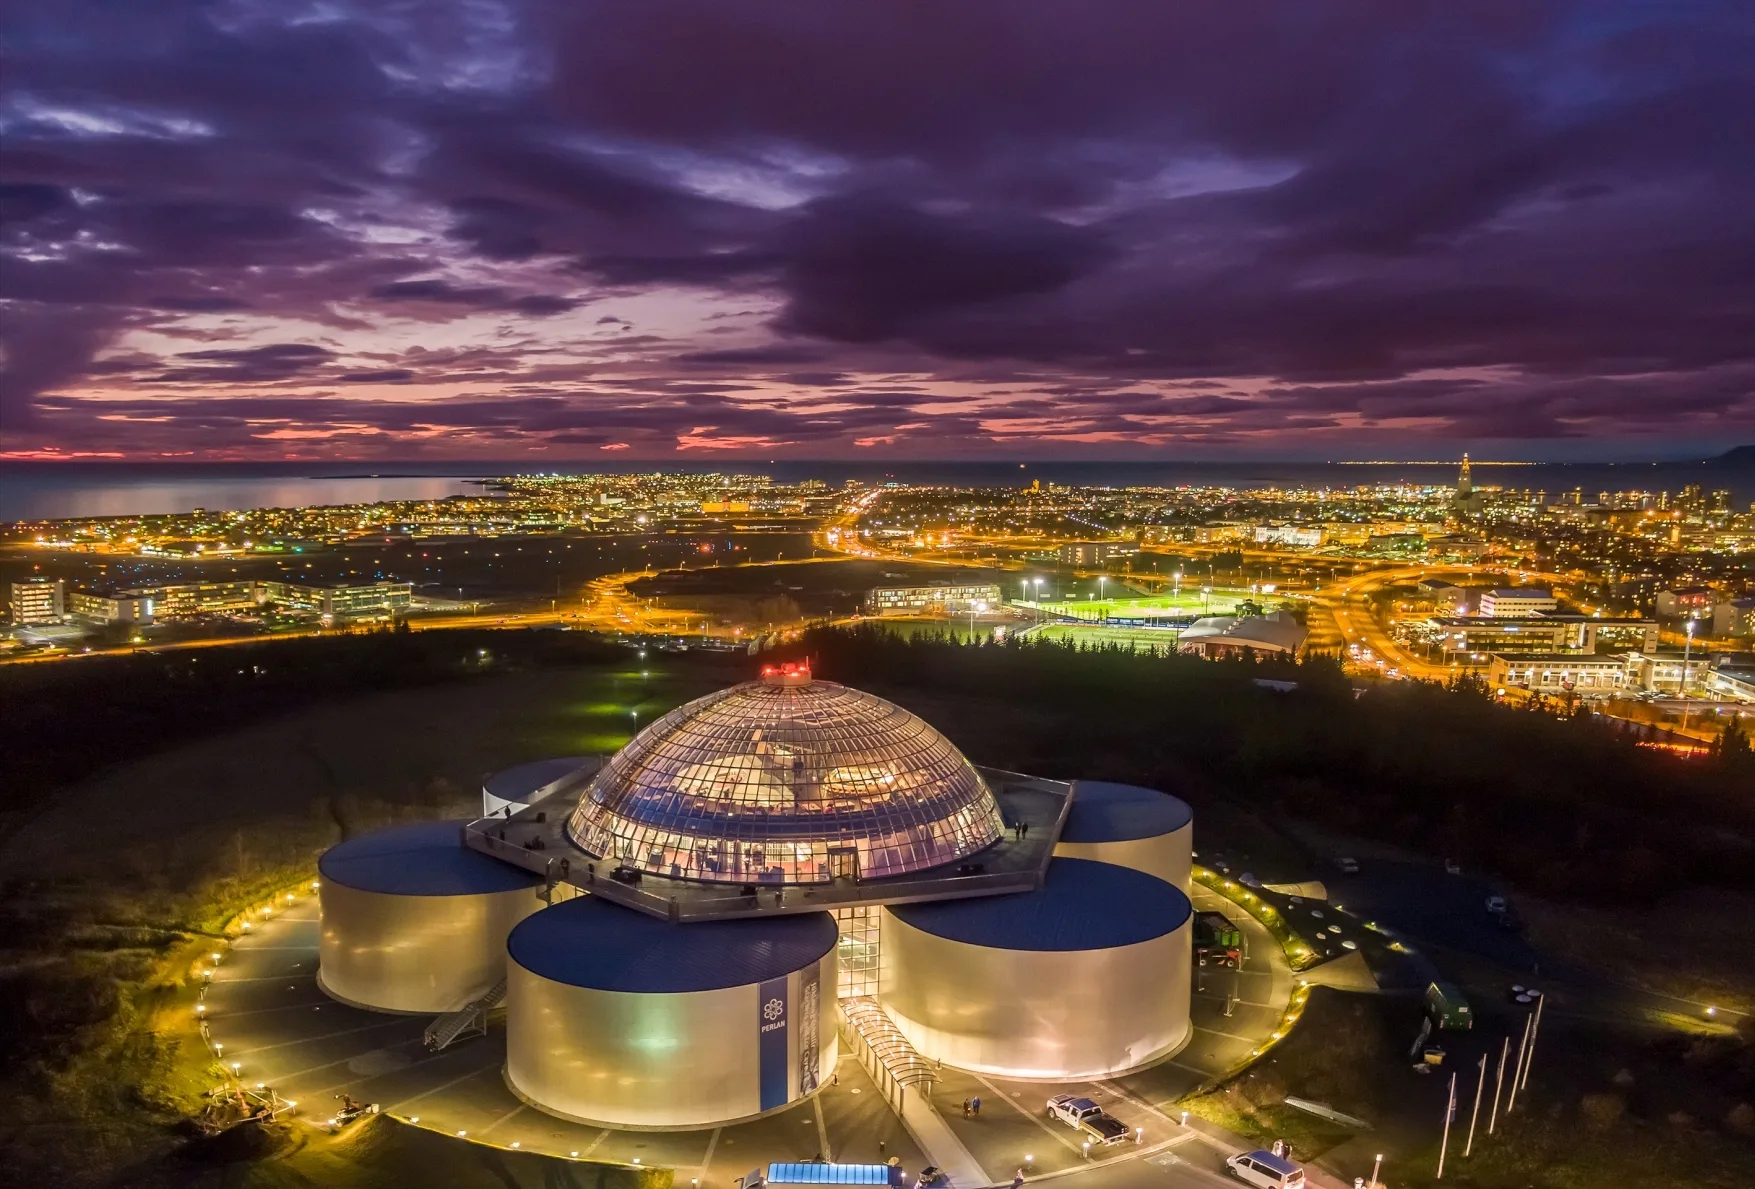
[1715,715,1752,766]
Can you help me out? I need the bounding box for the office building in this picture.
[6,577,64,625]
[258,580,413,617]
[1487,653,1629,695]
[1056,541,1141,566]
[863,584,1001,615]
[1478,588,1558,617]
[67,589,155,625]
[1712,599,1755,639]
[1251,524,1323,548]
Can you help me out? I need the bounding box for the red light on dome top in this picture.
[759,661,812,686]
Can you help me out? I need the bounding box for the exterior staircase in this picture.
[424,977,507,1052]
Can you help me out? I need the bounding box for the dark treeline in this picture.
[0,629,635,807]
[4,624,1749,902]
[778,626,1753,903]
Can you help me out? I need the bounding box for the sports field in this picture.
[1017,589,1249,621]
[1026,622,1184,650]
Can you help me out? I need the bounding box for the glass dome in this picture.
[566,666,1004,885]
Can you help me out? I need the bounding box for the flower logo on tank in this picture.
[764,999,785,1021]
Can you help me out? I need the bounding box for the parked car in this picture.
[1335,857,1360,875]
[1484,895,1507,915]
[1226,1149,1306,1188]
[1444,858,1463,875]
[1046,1095,1130,1145]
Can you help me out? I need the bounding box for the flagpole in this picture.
[1464,1052,1486,1156]
[1519,992,1546,1092]
[1507,1014,1531,1114]
[1488,1036,1509,1134]
[1437,1070,1457,1178]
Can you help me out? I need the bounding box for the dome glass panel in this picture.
[566,669,1004,885]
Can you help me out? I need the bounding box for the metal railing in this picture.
[424,976,507,1051]
[458,765,1073,922]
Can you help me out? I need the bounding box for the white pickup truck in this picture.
[1046,1095,1130,1145]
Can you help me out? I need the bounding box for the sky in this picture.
[2,1,1753,463]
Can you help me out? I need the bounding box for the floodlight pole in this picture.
[1679,619,1696,737]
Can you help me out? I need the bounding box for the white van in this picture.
[1226,1149,1306,1189]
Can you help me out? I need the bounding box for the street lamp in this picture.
[970,599,987,638]
[1371,1153,1384,1188]
[1680,618,1696,737]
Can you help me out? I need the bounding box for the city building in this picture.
[1452,454,1485,516]
[863,584,1001,615]
[1712,599,1755,639]
[67,588,155,625]
[1478,588,1558,617]
[1655,586,1716,619]
[1056,541,1141,566]
[6,576,65,625]
[1425,615,1659,655]
[147,579,257,617]
[1622,651,1694,694]
[1251,524,1323,548]
[258,580,413,617]
[1176,610,1308,659]
[315,664,1196,1129]
[1363,531,1425,554]
[1701,665,1755,704]
[1487,653,1629,696]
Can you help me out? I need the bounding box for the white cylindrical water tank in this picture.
[505,897,839,1129]
[1054,780,1193,890]
[317,820,543,1013]
[482,756,598,820]
[881,858,1192,1079]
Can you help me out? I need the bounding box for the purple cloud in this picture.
[1,0,1752,457]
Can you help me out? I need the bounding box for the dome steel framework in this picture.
[566,669,1004,885]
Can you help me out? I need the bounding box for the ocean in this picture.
[1,458,1749,523]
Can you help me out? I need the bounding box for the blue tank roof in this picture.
[318,820,542,896]
[509,897,838,993]
[1060,781,1193,843]
[888,858,1191,951]
[484,756,593,804]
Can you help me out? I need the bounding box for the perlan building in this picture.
[315,663,1196,1129]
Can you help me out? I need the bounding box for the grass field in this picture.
[1018,588,1251,620]
[1025,622,1184,650]
[0,660,719,1189]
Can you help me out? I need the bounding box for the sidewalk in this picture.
[896,1089,988,1189]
